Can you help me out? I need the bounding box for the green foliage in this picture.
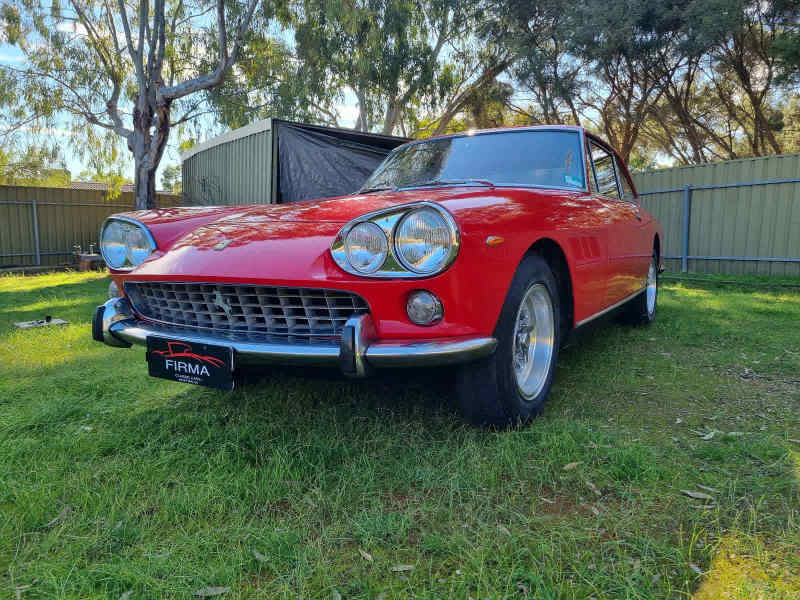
[160,163,181,193]
[0,144,71,186]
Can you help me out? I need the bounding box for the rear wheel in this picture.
[456,254,560,428]
[624,252,658,325]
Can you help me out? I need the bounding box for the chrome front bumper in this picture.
[92,298,497,378]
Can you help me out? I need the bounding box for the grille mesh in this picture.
[124,282,368,341]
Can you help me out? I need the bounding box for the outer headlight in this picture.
[344,222,388,273]
[100,217,156,270]
[330,202,459,278]
[394,207,456,274]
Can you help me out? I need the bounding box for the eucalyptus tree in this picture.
[0,0,263,208]
[290,0,475,135]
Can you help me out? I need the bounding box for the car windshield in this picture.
[361,130,585,192]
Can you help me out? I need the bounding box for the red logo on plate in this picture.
[151,341,226,368]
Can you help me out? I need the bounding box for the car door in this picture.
[615,155,653,290]
[587,140,642,306]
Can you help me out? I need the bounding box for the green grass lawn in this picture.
[1,271,798,599]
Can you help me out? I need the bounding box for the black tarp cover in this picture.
[276,121,407,203]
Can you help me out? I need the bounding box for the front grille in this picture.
[124,282,369,342]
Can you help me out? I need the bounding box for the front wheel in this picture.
[456,254,560,428]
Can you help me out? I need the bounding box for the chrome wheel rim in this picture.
[646,258,657,316]
[512,283,555,400]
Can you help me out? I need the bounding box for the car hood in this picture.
[128,188,476,282]
[209,187,476,225]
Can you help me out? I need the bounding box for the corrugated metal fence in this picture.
[0,185,181,268]
[3,153,800,274]
[633,152,800,277]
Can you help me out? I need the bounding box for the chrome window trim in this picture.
[99,216,157,272]
[331,201,461,279]
[613,155,639,205]
[587,140,623,200]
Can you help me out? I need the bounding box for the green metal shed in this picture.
[180,118,408,206]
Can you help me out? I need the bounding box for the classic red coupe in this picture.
[93,125,662,426]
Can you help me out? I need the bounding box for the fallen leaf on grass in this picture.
[562,462,582,471]
[45,504,73,528]
[586,481,602,497]
[696,485,718,493]
[193,587,230,597]
[681,490,714,501]
[689,563,705,575]
[252,549,267,562]
[359,548,374,562]
[15,585,32,600]
[391,565,414,572]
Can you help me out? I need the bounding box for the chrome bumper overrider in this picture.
[92,298,497,377]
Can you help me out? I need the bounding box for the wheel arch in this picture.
[523,238,575,337]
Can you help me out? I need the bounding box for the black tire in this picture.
[624,252,659,325]
[456,254,561,428]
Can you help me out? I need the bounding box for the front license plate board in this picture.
[147,336,234,390]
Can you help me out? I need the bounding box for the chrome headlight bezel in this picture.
[330,202,460,278]
[99,216,157,271]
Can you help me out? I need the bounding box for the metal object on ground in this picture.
[15,316,69,329]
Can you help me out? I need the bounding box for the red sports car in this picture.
[93,125,662,426]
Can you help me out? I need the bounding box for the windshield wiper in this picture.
[403,178,495,189]
[359,181,398,194]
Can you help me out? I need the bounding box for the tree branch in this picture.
[159,0,259,101]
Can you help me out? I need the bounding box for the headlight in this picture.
[330,202,459,278]
[394,207,455,274]
[100,220,128,269]
[100,217,156,270]
[344,222,388,273]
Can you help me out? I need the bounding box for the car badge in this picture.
[213,291,233,319]
[213,239,232,251]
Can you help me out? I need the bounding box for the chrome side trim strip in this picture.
[575,288,645,327]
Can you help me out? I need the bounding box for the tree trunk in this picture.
[134,154,158,210]
[131,92,171,210]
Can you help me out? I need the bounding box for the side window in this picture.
[615,158,636,203]
[590,143,620,199]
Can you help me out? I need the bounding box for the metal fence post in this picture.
[681,185,692,273]
[30,196,41,266]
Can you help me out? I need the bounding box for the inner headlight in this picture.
[344,222,388,273]
[100,217,155,270]
[394,207,455,274]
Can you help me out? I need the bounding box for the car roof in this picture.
[420,124,585,143]
[401,124,627,168]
